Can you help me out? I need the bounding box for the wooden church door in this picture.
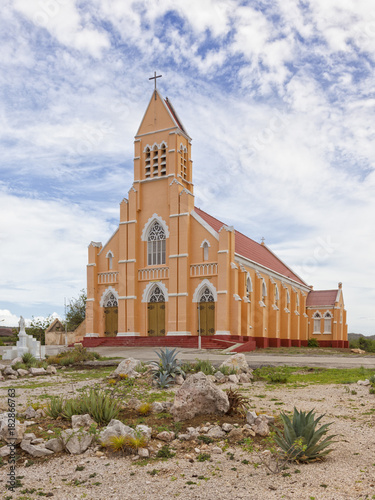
[103,293,118,337]
[148,286,166,336]
[198,287,215,336]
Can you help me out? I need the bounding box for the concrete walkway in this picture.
[2,345,371,369]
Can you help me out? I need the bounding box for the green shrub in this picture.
[196,453,211,462]
[193,359,215,376]
[219,365,237,376]
[307,338,320,348]
[22,352,37,367]
[198,435,213,444]
[267,369,289,384]
[273,408,336,462]
[12,362,28,371]
[156,445,175,458]
[45,396,66,419]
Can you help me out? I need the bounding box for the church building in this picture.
[83,86,348,351]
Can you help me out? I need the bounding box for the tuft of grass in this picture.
[196,453,211,462]
[137,403,152,415]
[193,359,215,376]
[157,445,176,458]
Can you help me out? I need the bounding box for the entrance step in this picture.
[221,343,244,353]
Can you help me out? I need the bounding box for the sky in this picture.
[0,0,374,334]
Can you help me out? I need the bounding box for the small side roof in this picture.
[306,290,338,307]
[194,207,307,286]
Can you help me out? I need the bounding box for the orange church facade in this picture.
[84,89,348,351]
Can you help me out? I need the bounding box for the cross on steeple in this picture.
[149,71,162,99]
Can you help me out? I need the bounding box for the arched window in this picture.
[286,290,290,305]
[246,275,252,297]
[200,287,214,302]
[275,284,279,304]
[104,292,118,307]
[149,286,165,303]
[160,143,167,176]
[313,312,322,334]
[147,221,166,266]
[296,292,300,308]
[107,251,114,270]
[324,312,332,333]
[145,146,151,178]
[262,280,267,299]
[202,241,209,261]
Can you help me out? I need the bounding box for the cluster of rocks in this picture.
[0,358,56,381]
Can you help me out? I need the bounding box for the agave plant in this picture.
[150,348,185,380]
[154,371,174,388]
[273,408,337,463]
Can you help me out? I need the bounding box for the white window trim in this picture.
[141,281,169,303]
[99,287,119,307]
[192,279,217,302]
[141,213,170,241]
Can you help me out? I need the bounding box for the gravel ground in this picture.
[1,375,375,499]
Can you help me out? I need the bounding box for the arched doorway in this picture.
[104,292,118,337]
[198,287,215,336]
[148,286,166,336]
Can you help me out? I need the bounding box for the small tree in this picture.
[26,316,54,345]
[65,289,87,331]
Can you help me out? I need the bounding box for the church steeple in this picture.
[133,90,193,190]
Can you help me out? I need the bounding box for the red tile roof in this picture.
[306,290,338,307]
[194,207,307,286]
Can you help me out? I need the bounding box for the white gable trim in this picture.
[142,281,169,303]
[141,213,170,241]
[192,279,218,302]
[190,210,219,241]
[99,287,119,307]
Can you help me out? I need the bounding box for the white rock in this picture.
[174,374,185,385]
[239,373,252,383]
[99,419,136,445]
[135,425,152,442]
[45,438,64,453]
[0,416,26,444]
[25,407,37,419]
[228,374,239,384]
[61,429,93,455]
[156,431,175,442]
[46,365,57,374]
[222,423,234,432]
[211,446,223,454]
[113,358,141,377]
[246,410,257,426]
[17,368,29,377]
[219,353,251,374]
[31,438,45,445]
[252,416,270,437]
[29,367,47,376]
[0,364,6,371]
[72,414,95,430]
[357,379,370,386]
[214,371,226,383]
[138,447,149,458]
[0,446,11,457]
[21,440,54,457]
[206,425,226,439]
[151,402,164,414]
[4,366,18,376]
[171,372,230,421]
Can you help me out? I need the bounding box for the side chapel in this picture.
[84,86,348,350]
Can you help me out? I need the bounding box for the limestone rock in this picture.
[214,371,226,383]
[61,429,93,455]
[7,375,18,380]
[45,438,64,453]
[72,414,95,430]
[357,379,370,386]
[351,348,366,354]
[239,373,253,383]
[127,398,142,410]
[222,423,234,432]
[21,440,54,457]
[138,447,149,458]
[10,357,22,366]
[228,374,239,384]
[151,402,164,414]
[252,416,270,436]
[246,410,257,426]
[0,415,26,444]
[29,367,47,376]
[24,433,37,441]
[135,425,152,442]
[4,366,18,376]
[17,369,29,377]
[46,365,57,375]
[113,358,141,377]
[0,364,6,372]
[206,425,226,439]
[171,372,230,421]
[219,353,251,373]
[174,374,184,385]
[211,446,223,454]
[25,407,37,419]
[207,375,216,383]
[99,419,136,445]
[227,428,243,441]
[156,431,175,442]
[0,445,10,457]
